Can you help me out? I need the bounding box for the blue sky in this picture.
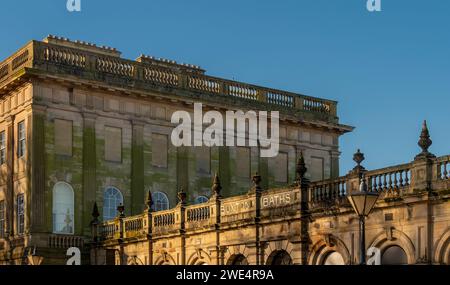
[1,0,449,175]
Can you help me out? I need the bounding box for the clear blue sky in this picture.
[1,0,449,175]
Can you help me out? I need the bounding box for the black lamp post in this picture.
[347,176,380,265]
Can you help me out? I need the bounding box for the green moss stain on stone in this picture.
[131,124,144,215]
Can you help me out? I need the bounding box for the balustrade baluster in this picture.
[394,172,398,190]
[388,173,393,191]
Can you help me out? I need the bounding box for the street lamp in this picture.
[347,176,380,265]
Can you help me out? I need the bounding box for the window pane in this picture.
[103,187,123,221]
[0,200,4,238]
[17,121,25,158]
[52,183,74,234]
[0,131,5,165]
[151,192,169,211]
[17,194,24,234]
[195,196,209,204]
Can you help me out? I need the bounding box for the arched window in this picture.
[52,182,74,234]
[152,192,169,212]
[323,251,345,265]
[103,187,123,221]
[194,196,209,204]
[381,245,408,265]
[266,250,292,265]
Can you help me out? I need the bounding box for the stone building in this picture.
[90,122,450,265]
[0,36,350,264]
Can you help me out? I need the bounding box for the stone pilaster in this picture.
[176,147,189,194]
[218,147,231,197]
[82,113,97,235]
[29,106,46,232]
[5,115,15,238]
[131,120,144,215]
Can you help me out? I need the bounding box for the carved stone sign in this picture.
[221,200,253,215]
[261,192,292,209]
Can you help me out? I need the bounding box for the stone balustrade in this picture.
[437,155,450,180]
[92,151,450,244]
[0,38,338,120]
[151,208,179,236]
[185,203,213,231]
[100,220,119,240]
[48,234,84,249]
[123,214,146,239]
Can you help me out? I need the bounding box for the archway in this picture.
[381,245,408,265]
[308,236,351,265]
[369,229,415,264]
[227,254,249,265]
[266,250,292,265]
[323,251,345,265]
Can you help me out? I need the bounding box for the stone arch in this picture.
[154,251,177,265]
[369,228,415,264]
[226,254,249,265]
[381,245,408,265]
[323,251,346,265]
[224,245,250,265]
[187,249,211,265]
[266,250,292,265]
[263,240,295,265]
[308,235,351,265]
[434,228,450,265]
[127,256,145,265]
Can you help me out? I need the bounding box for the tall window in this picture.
[151,192,169,212]
[0,131,5,165]
[194,196,209,204]
[103,187,123,221]
[52,182,74,234]
[0,200,5,238]
[16,194,24,235]
[17,121,25,158]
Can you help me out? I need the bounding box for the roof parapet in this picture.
[43,34,121,58]
[136,54,205,74]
